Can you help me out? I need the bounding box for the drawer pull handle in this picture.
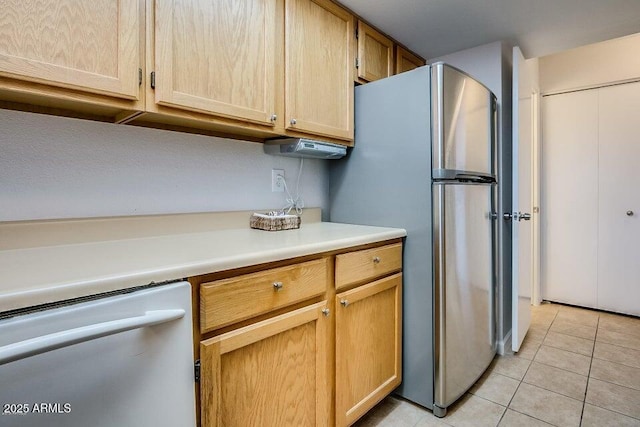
[322,308,330,317]
[340,299,349,307]
[273,281,284,291]
[373,256,381,264]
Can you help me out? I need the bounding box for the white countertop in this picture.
[0,218,405,312]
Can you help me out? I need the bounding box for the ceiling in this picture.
[339,0,640,59]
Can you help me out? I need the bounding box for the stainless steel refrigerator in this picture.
[329,63,497,417]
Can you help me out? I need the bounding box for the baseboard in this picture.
[497,329,512,356]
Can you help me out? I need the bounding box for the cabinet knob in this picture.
[627,210,634,216]
[373,256,381,264]
[290,118,297,125]
[340,299,349,307]
[322,308,330,317]
[270,114,277,122]
[273,281,284,291]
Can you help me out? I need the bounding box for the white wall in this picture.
[527,58,540,91]
[432,42,505,99]
[539,32,640,94]
[0,109,330,221]
[432,41,514,350]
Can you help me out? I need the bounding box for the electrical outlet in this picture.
[271,169,285,192]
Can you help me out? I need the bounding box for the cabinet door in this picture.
[356,21,393,83]
[541,90,598,308]
[395,46,425,74]
[0,0,140,99]
[597,82,640,316]
[200,301,329,427]
[285,0,354,140]
[335,274,402,427]
[154,0,277,126]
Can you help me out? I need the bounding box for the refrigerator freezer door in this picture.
[433,182,496,413]
[432,63,496,178]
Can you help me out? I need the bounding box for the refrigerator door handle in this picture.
[453,174,496,184]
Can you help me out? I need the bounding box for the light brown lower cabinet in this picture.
[200,301,330,427]
[335,273,402,426]
[195,240,403,427]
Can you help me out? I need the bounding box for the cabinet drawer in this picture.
[200,258,328,333]
[335,243,402,290]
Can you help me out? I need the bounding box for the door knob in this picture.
[505,212,532,221]
[627,210,634,216]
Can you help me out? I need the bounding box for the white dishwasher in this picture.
[0,281,196,427]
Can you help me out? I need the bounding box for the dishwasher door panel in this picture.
[0,282,195,427]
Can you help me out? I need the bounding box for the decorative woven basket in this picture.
[250,213,301,231]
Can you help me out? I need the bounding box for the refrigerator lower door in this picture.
[433,182,496,416]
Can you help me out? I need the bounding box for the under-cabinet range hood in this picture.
[264,138,347,159]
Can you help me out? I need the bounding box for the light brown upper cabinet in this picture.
[396,46,426,74]
[0,0,369,143]
[145,0,354,143]
[0,0,143,119]
[356,21,394,83]
[284,0,354,141]
[152,0,278,127]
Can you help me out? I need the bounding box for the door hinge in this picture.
[150,71,156,89]
[138,68,142,86]
[355,57,360,69]
[194,359,201,383]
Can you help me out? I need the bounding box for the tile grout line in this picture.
[496,308,559,426]
[587,375,640,394]
[528,305,640,425]
[579,313,599,426]
[547,328,597,342]
[540,336,595,357]
[522,314,590,416]
[364,305,640,427]
[589,351,640,376]
[590,353,640,370]
[530,358,589,378]
[585,399,640,422]
[506,407,556,426]
[520,376,588,403]
[595,337,640,353]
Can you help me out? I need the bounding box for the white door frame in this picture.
[531,90,542,306]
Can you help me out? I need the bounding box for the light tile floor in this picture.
[354,302,640,427]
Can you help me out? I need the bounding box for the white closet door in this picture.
[597,82,640,316]
[541,90,599,308]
